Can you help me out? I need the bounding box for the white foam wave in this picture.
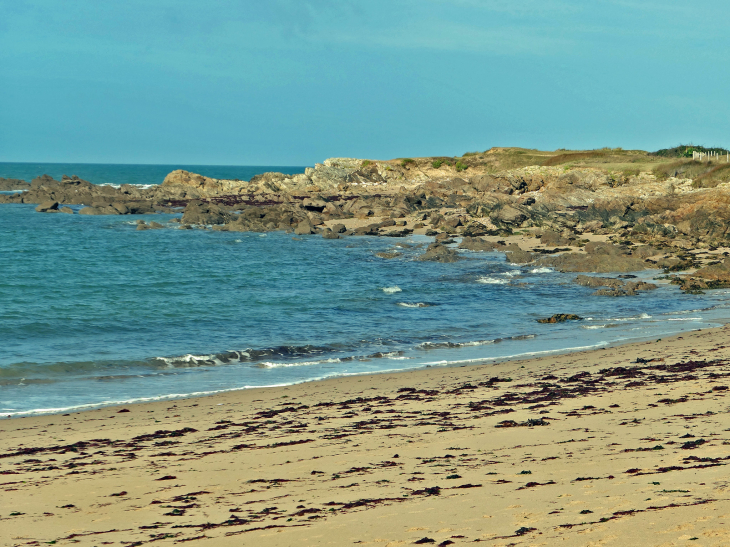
[607,312,652,321]
[382,286,402,294]
[257,358,342,369]
[502,270,522,277]
[530,267,553,273]
[666,317,701,321]
[397,302,430,308]
[477,277,509,285]
[157,353,220,367]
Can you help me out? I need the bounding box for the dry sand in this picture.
[2,327,730,546]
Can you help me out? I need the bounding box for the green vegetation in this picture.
[462,151,481,157]
[400,158,415,167]
[651,144,729,158]
[432,159,444,169]
[361,160,372,168]
[455,161,468,172]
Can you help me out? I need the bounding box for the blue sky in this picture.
[1,0,729,165]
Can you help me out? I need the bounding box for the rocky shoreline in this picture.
[4,149,730,293]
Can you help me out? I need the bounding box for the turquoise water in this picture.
[2,164,730,417]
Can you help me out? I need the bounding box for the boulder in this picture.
[294,219,314,235]
[35,201,59,213]
[59,206,73,214]
[331,223,347,234]
[322,229,340,239]
[458,237,497,252]
[417,243,460,263]
[111,202,130,214]
[182,201,230,225]
[505,249,533,264]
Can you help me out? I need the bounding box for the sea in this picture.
[2,162,730,418]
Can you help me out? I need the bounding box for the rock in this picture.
[540,230,570,247]
[592,288,628,296]
[0,178,30,191]
[417,243,460,263]
[537,314,582,324]
[505,249,533,264]
[322,229,340,239]
[149,221,164,229]
[331,223,347,233]
[376,251,401,259]
[78,206,105,215]
[182,201,230,225]
[537,246,649,272]
[294,219,314,235]
[111,202,130,214]
[573,275,625,289]
[458,237,497,252]
[490,205,526,225]
[35,201,59,213]
[59,206,73,214]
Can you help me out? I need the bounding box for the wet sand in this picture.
[2,326,730,546]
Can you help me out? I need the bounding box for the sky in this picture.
[1,0,729,165]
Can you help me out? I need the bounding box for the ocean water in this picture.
[2,163,730,417]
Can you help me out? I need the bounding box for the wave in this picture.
[666,317,702,321]
[530,267,553,273]
[382,286,402,294]
[581,323,622,330]
[418,334,535,350]
[602,312,652,322]
[477,277,510,285]
[397,302,432,308]
[155,345,337,368]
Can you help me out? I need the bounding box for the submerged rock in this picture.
[537,314,582,323]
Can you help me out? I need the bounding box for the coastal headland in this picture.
[2,327,730,545]
[4,146,730,289]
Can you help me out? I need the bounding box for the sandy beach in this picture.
[2,327,730,546]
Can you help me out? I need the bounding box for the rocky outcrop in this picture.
[537,243,650,273]
[537,314,582,323]
[458,237,497,252]
[181,202,231,225]
[574,275,657,296]
[417,243,460,263]
[0,178,30,191]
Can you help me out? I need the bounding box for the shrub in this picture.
[432,159,444,169]
[400,158,415,167]
[361,160,371,168]
[455,161,468,172]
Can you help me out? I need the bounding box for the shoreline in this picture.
[4,319,726,420]
[3,325,730,545]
